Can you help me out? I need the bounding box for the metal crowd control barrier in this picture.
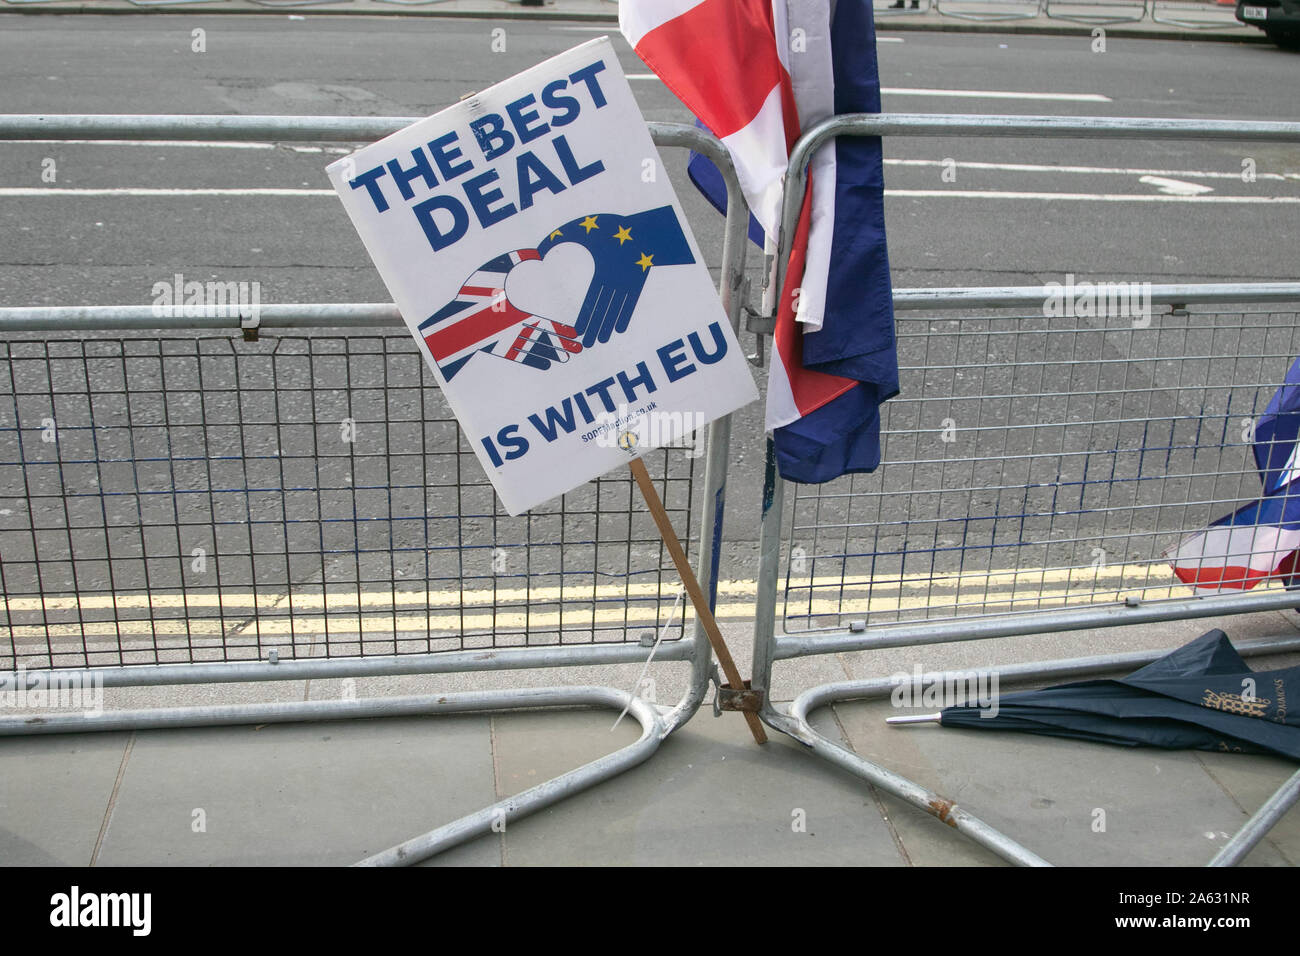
[125,0,227,7]
[1042,0,1147,24]
[932,0,1043,21]
[752,112,1300,867]
[1149,0,1246,26]
[247,0,351,7]
[0,114,752,866]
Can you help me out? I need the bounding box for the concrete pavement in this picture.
[3,609,1299,866]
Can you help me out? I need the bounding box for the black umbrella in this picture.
[889,629,1300,760]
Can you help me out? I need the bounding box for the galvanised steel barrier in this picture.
[0,329,700,669]
[1148,0,1245,27]
[0,115,752,866]
[246,0,350,7]
[932,0,1043,22]
[126,0,226,7]
[751,112,1300,867]
[1041,0,1147,25]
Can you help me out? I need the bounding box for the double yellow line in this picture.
[0,561,1199,642]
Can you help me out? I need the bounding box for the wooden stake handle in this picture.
[629,457,766,745]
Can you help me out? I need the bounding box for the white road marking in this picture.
[882,87,1112,102]
[622,76,1108,102]
[887,189,1300,202]
[552,24,903,40]
[883,157,1296,182]
[0,187,337,197]
[6,187,1295,204]
[8,146,1286,188]
[1139,174,1216,196]
[5,139,353,153]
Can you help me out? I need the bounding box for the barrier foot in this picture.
[763,695,1053,866]
[766,634,1300,866]
[1208,767,1300,867]
[0,685,669,866]
[357,687,666,866]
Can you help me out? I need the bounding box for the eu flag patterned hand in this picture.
[535,205,695,348]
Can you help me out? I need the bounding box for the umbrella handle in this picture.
[886,713,943,725]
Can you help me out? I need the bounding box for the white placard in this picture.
[327,37,758,515]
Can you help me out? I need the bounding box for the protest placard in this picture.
[327,36,758,515]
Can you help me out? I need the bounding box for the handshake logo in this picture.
[418,205,694,382]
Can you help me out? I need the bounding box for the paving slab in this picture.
[93,713,498,865]
[0,733,127,865]
[481,704,907,866]
[1194,751,1300,866]
[829,689,1299,866]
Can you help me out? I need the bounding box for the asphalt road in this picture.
[1,17,1297,301]
[1,16,1299,659]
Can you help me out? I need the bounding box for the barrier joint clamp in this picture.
[744,306,775,337]
[710,665,764,716]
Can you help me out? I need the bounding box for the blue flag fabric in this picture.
[683,0,897,484]
[1169,355,1300,592]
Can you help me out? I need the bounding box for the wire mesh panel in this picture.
[0,332,696,670]
[784,303,1300,633]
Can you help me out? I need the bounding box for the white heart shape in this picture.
[504,242,595,325]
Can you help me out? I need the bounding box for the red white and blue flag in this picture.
[620,0,898,483]
[1169,356,1300,593]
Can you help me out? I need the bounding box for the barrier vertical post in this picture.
[629,458,767,744]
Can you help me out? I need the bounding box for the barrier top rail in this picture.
[764,112,1300,326]
[0,114,731,149]
[7,112,1300,148]
[5,284,1300,332]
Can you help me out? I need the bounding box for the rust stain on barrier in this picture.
[928,797,959,827]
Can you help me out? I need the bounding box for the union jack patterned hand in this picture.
[416,249,582,380]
